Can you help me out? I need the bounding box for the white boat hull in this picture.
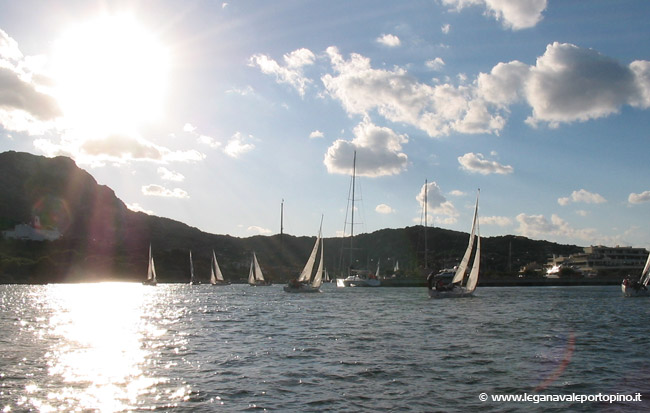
[428,286,474,299]
[621,283,650,297]
[336,277,380,287]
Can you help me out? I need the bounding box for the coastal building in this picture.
[1,216,61,241]
[546,245,648,276]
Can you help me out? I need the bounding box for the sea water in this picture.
[1,283,649,412]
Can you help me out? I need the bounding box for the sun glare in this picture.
[53,15,169,135]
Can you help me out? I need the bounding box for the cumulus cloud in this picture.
[481,216,513,226]
[629,190,650,204]
[525,42,641,126]
[557,189,606,206]
[376,34,401,47]
[458,152,513,175]
[322,46,505,137]
[249,48,315,96]
[442,0,547,30]
[247,225,272,235]
[375,204,394,214]
[224,132,255,158]
[426,57,446,72]
[323,118,408,177]
[142,184,189,199]
[126,202,154,214]
[441,24,451,34]
[516,213,606,244]
[35,133,205,166]
[158,166,185,182]
[477,61,529,106]
[416,181,459,224]
[0,30,62,134]
[309,130,324,139]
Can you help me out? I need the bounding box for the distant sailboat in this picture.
[336,151,380,287]
[428,190,480,298]
[284,219,324,293]
[143,244,157,286]
[189,250,197,285]
[248,252,271,286]
[210,250,230,285]
[622,251,650,297]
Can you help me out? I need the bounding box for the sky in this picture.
[1,0,650,248]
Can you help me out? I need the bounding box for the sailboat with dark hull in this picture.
[622,252,650,297]
[210,250,230,285]
[428,190,480,298]
[284,218,324,293]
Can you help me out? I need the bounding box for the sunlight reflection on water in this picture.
[25,283,189,411]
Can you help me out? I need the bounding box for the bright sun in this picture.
[53,15,169,135]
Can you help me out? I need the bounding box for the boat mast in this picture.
[424,179,428,269]
[349,151,356,273]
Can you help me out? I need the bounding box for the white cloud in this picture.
[426,57,446,72]
[224,132,255,158]
[441,24,451,34]
[126,202,154,214]
[477,61,529,106]
[183,123,197,133]
[157,166,185,182]
[515,213,601,243]
[34,132,205,166]
[322,46,505,138]
[557,189,606,206]
[449,190,466,197]
[249,48,315,96]
[376,34,401,47]
[142,184,189,199]
[458,152,513,175]
[226,85,255,96]
[481,216,513,226]
[575,210,589,217]
[197,134,222,149]
[323,118,408,177]
[309,130,324,139]
[375,204,394,214]
[629,190,650,204]
[442,0,547,30]
[247,225,272,235]
[416,181,459,224]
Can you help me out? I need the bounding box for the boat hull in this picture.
[621,283,649,297]
[142,280,157,286]
[428,286,474,299]
[336,277,381,287]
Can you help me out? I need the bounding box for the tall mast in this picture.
[349,151,356,269]
[424,179,428,269]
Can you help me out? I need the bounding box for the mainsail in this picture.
[311,235,324,288]
[641,252,650,286]
[253,252,265,282]
[147,244,157,283]
[299,233,321,282]
[189,250,196,284]
[451,190,480,290]
[210,250,224,284]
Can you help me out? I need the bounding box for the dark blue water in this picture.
[1,283,649,412]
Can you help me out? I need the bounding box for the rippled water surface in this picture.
[1,283,650,412]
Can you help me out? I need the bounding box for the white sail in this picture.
[375,259,380,278]
[466,219,481,292]
[394,261,399,272]
[253,252,265,282]
[213,251,224,282]
[299,234,320,282]
[248,259,255,285]
[452,191,479,285]
[311,236,324,288]
[641,251,650,286]
[147,244,155,281]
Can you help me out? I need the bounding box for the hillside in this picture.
[0,151,584,284]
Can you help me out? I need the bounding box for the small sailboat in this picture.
[428,190,480,298]
[189,250,197,285]
[210,250,230,285]
[284,219,324,293]
[143,244,157,286]
[248,252,271,286]
[621,251,650,297]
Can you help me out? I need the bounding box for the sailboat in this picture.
[621,251,650,297]
[284,219,324,293]
[336,151,380,287]
[189,250,197,285]
[210,250,230,285]
[248,252,271,286]
[428,190,480,298]
[142,244,157,286]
